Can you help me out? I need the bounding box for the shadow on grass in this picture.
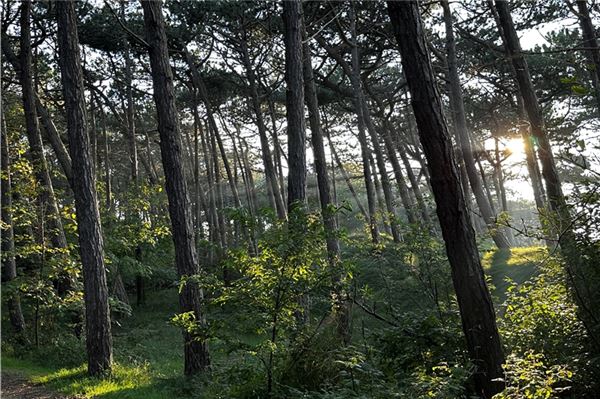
[483,246,544,305]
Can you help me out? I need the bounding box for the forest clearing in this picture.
[1,1,599,398]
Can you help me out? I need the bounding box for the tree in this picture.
[56,0,113,376]
[283,0,306,211]
[1,114,26,337]
[387,2,505,397]
[140,0,210,375]
[441,0,511,249]
[493,0,599,341]
[301,6,348,342]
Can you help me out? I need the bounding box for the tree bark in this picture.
[387,3,505,397]
[442,0,511,249]
[283,0,307,210]
[140,0,210,375]
[56,0,113,376]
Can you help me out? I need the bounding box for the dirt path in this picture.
[1,372,71,399]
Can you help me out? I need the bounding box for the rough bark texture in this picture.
[140,0,210,375]
[387,2,505,397]
[283,0,307,210]
[56,0,113,376]
[442,0,511,249]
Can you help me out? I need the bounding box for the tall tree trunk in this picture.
[387,3,505,397]
[327,131,369,221]
[302,14,349,343]
[240,37,286,219]
[442,0,511,249]
[516,99,546,211]
[19,1,69,259]
[381,122,418,225]
[397,141,431,225]
[283,0,306,210]
[185,49,242,209]
[494,0,598,335]
[268,97,287,206]
[122,2,138,182]
[2,118,26,337]
[56,0,113,376]
[140,0,210,375]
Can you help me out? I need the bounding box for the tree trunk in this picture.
[387,3,505,397]
[302,13,349,344]
[56,0,113,376]
[140,0,210,375]
[20,1,69,258]
[381,122,418,225]
[494,0,598,335]
[283,0,307,210]
[1,117,26,336]
[185,49,242,209]
[442,0,511,249]
[397,141,431,225]
[327,130,369,221]
[122,2,139,182]
[240,37,286,219]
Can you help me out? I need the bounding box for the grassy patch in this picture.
[483,246,547,304]
[1,288,203,398]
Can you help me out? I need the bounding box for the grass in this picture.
[2,289,211,399]
[2,246,549,398]
[482,246,547,304]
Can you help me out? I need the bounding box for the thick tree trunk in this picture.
[387,3,505,397]
[140,0,210,375]
[283,0,307,210]
[2,119,26,336]
[56,0,113,376]
[442,0,511,249]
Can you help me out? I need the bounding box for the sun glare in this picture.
[504,138,526,156]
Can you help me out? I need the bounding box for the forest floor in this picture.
[1,246,545,398]
[1,371,69,399]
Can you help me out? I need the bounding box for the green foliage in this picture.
[498,252,597,397]
[493,351,573,399]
